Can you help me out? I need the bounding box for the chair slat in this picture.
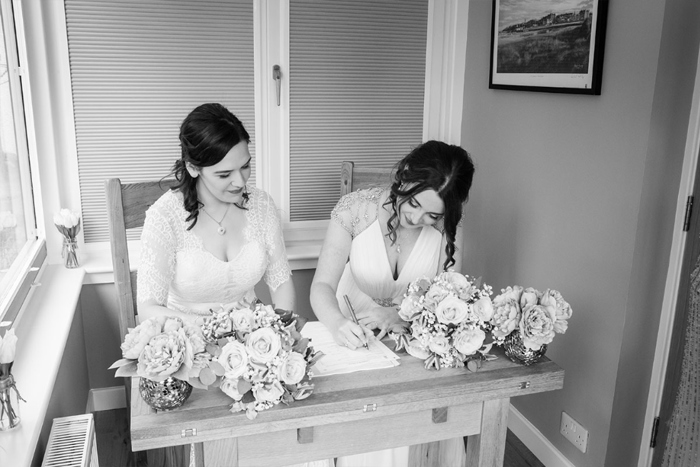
[340,161,394,196]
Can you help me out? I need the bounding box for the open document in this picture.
[301,321,400,376]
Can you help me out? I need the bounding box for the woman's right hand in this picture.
[330,318,373,350]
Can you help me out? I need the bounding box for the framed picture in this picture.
[489,0,608,95]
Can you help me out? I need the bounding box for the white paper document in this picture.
[301,321,400,376]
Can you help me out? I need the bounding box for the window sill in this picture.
[79,238,322,285]
[0,265,85,467]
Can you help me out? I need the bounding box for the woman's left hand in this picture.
[356,305,407,340]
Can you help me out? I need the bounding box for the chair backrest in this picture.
[105,178,177,340]
[340,161,395,196]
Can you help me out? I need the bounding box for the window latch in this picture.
[273,65,282,106]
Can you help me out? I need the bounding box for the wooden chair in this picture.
[340,161,395,196]
[105,178,187,467]
[105,178,177,341]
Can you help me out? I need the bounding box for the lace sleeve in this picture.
[330,188,382,238]
[259,191,292,291]
[137,199,176,307]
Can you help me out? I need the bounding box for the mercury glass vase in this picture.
[503,332,547,366]
[139,377,192,411]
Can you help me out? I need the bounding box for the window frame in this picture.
[0,0,45,325]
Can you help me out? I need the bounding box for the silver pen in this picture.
[343,295,369,350]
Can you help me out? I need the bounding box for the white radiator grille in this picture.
[41,414,99,467]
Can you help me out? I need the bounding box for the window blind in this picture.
[288,0,428,221]
[64,0,255,242]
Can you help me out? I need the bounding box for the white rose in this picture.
[398,297,421,321]
[231,308,255,334]
[441,271,470,290]
[428,334,450,355]
[434,295,470,325]
[281,352,307,385]
[217,340,249,379]
[453,328,485,356]
[253,380,285,403]
[220,377,245,401]
[246,327,281,363]
[472,296,494,322]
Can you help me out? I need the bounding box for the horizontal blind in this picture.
[289,0,427,221]
[65,0,254,242]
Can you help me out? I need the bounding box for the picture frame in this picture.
[489,0,608,95]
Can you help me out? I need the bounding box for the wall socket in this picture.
[560,411,588,453]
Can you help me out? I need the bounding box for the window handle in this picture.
[273,65,282,106]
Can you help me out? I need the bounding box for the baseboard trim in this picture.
[87,386,127,413]
[508,405,574,467]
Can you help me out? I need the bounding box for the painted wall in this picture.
[81,269,317,389]
[461,0,698,465]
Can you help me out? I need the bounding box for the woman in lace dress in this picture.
[137,103,295,324]
[310,140,476,467]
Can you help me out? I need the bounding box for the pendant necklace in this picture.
[201,203,231,235]
[395,228,408,254]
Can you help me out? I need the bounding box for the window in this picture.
[60,0,467,257]
[0,0,44,324]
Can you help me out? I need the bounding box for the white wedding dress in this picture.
[138,186,331,467]
[331,188,464,467]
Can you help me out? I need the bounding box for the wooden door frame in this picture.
[639,48,700,466]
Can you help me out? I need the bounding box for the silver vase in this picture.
[503,332,547,366]
[139,377,192,411]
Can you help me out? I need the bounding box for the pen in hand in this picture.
[343,295,370,350]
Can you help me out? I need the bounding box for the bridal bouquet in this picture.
[392,271,495,371]
[201,298,323,420]
[109,316,210,386]
[490,286,572,351]
[53,208,81,268]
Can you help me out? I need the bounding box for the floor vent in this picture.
[41,413,99,467]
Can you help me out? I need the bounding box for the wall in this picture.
[81,269,317,389]
[461,0,698,466]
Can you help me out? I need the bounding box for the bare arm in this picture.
[270,276,296,312]
[310,221,372,349]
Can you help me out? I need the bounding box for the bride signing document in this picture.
[137,102,330,467]
[311,140,476,467]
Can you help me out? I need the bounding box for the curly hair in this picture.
[169,103,251,229]
[384,140,475,270]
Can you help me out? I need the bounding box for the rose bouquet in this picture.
[200,298,323,420]
[109,316,210,386]
[392,271,495,371]
[53,208,81,268]
[490,286,572,361]
[0,328,25,430]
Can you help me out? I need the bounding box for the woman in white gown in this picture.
[138,103,331,467]
[310,140,476,467]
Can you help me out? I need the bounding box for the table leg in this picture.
[408,437,467,467]
[465,398,510,467]
[193,438,239,467]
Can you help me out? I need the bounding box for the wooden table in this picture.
[130,347,564,467]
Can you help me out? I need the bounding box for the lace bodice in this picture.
[137,187,291,316]
[331,188,443,317]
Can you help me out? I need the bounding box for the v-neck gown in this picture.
[332,188,443,467]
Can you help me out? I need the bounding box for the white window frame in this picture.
[18,0,469,277]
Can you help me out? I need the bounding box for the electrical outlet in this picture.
[560,411,588,453]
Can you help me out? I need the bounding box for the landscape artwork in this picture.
[489,0,608,94]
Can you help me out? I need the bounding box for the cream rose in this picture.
[137,332,187,380]
[220,377,245,401]
[490,299,520,340]
[473,296,494,322]
[246,327,282,363]
[406,339,431,360]
[231,308,255,334]
[428,334,450,355]
[520,304,556,350]
[426,284,450,305]
[453,328,485,356]
[217,340,249,379]
[442,271,470,291]
[121,318,161,359]
[398,297,421,321]
[253,380,285,403]
[434,295,470,325]
[281,352,307,385]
